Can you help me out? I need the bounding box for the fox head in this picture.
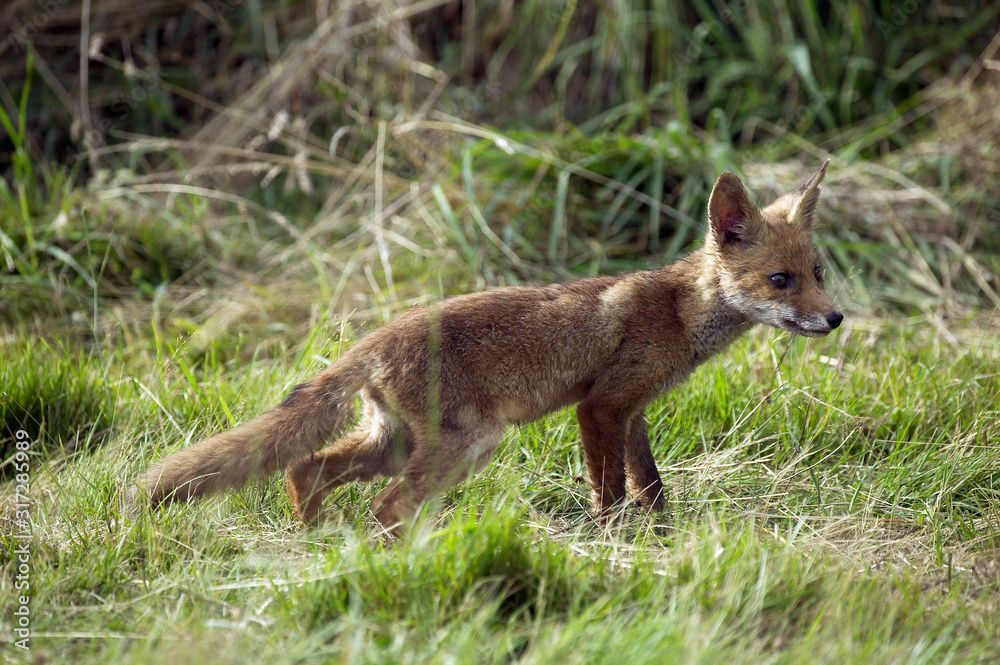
[704,160,843,337]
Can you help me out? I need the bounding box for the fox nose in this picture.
[827,311,844,329]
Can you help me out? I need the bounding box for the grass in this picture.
[2,1,1000,663]
[1,316,999,663]
[0,338,114,473]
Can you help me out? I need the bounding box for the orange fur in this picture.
[130,162,842,534]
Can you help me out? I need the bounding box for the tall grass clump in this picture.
[0,338,113,472]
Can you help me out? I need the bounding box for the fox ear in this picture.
[787,159,829,231]
[708,172,764,246]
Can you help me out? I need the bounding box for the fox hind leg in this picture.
[286,395,409,526]
[371,426,502,536]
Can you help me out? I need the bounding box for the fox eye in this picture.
[814,265,823,282]
[769,273,789,289]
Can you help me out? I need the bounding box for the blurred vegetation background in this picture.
[1,0,998,453]
[2,9,1000,662]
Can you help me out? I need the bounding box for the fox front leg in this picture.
[576,401,629,517]
[625,412,665,511]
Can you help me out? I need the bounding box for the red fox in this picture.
[130,161,842,534]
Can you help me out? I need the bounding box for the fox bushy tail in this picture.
[130,352,369,509]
